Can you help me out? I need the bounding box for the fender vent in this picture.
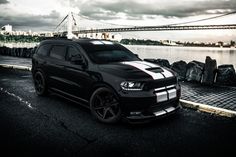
[146,67,164,73]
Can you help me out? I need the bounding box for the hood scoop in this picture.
[146,67,164,73]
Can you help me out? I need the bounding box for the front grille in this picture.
[143,76,177,90]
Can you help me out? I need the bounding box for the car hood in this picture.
[98,60,174,80]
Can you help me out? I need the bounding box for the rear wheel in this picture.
[34,71,48,96]
[90,87,121,123]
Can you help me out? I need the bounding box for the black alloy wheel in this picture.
[90,87,122,123]
[34,71,47,96]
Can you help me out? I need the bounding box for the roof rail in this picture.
[41,36,72,41]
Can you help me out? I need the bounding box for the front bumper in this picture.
[121,97,180,123]
[118,82,181,122]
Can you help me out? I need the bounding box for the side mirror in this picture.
[71,56,85,66]
[134,54,139,58]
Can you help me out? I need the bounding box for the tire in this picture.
[33,71,48,96]
[90,87,122,124]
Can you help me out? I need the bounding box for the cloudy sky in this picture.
[0,0,236,42]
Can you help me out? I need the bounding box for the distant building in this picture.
[161,40,178,46]
[111,34,122,42]
[39,32,54,37]
[78,32,122,42]
[1,24,13,32]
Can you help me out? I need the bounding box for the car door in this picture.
[63,45,94,102]
[46,44,69,92]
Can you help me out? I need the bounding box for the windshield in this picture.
[79,42,141,64]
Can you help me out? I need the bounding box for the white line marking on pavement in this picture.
[0,64,31,71]
[0,87,35,110]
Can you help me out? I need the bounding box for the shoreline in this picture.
[123,44,236,50]
[0,41,235,49]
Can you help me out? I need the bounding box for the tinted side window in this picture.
[66,46,82,61]
[36,44,51,56]
[50,45,66,60]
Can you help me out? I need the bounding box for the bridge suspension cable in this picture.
[75,13,136,27]
[75,10,236,28]
[55,15,68,32]
[167,10,236,26]
[54,9,236,37]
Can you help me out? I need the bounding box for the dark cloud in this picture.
[0,0,8,5]
[0,10,61,31]
[1,0,236,32]
[78,0,236,20]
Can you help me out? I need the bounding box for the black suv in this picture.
[32,39,181,123]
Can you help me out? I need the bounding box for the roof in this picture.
[39,38,117,46]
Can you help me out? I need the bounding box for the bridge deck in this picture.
[69,24,236,34]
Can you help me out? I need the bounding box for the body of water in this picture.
[125,45,236,68]
[1,42,236,68]
[0,42,38,48]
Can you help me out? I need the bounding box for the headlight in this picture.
[120,81,143,91]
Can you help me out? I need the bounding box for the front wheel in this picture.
[90,87,122,124]
[33,71,48,96]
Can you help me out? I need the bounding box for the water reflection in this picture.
[126,45,236,67]
[0,42,38,48]
[1,42,235,68]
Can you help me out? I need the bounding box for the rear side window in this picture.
[36,44,51,56]
[50,45,66,60]
[66,46,82,61]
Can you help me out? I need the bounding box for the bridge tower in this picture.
[67,12,74,39]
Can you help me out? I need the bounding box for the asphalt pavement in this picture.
[0,55,31,68]
[1,55,236,117]
[0,67,236,157]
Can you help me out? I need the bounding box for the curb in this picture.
[0,64,31,71]
[180,99,236,118]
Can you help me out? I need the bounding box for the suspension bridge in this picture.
[54,11,236,39]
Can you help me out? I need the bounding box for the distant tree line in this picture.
[120,39,164,46]
[176,40,236,48]
[120,38,236,47]
[1,35,235,48]
[0,34,46,43]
